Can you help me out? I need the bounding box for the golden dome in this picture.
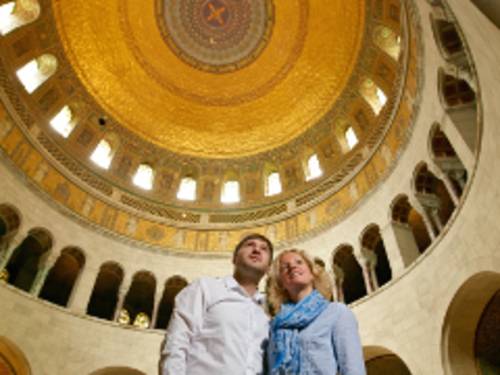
[53,0,365,158]
[0,0,419,252]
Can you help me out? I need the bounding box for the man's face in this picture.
[233,238,272,276]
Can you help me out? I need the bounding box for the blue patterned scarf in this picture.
[269,289,329,375]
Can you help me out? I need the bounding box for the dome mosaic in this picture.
[156,0,274,73]
[0,0,423,252]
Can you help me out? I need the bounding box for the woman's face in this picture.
[278,252,315,294]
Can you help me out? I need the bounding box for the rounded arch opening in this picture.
[155,275,188,329]
[360,224,392,288]
[364,346,412,374]
[332,245,367,304]
[88,367,146,375]
[39,247,86,307]
[441,271,500,375]
[391,195,432,255]
[5,227,53,291]
[87,262,124,321]
[121,271,156,328]
[0,204,21,239]
[0,336,31,375]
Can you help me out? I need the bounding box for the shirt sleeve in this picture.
[332,304,367,375]
[160,279,207,375]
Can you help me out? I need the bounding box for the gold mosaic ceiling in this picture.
[53,0,365,158]
[0,0,421,251]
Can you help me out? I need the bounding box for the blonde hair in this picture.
[266,249,332,315]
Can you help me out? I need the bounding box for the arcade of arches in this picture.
[0,0,499,374]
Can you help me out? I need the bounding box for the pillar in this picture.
[381,221,420,273]
[151,286,163,329]
[30,253,58,296]
[68,261,99,314]
[114,273,133,321]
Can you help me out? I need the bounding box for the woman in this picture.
[267,249,366,375]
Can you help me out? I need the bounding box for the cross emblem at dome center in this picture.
[204,1,228,27]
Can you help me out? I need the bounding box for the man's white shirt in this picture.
[160,276,269,375]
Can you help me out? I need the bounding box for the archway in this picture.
[0,336,31,375]
[429,125,467,197]
[360,225,392,288]
[87,262,124,321]
[391,195,432,255]
[121,271,156,328]
[39,247,85,307]
[0,204,20,240]
[332,245,367,304]
[88,367,146,375]
[364,346,412,375]
[442,271,500,375]
[5,228,52,291]
[155,275,188,329]
[413,163,456,233]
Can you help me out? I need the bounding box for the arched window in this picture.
[221,180,240,204]
[373,25,401,60]
[360,78,387,116]
[155,276,188,329]
[440,72,476,108]
[345,127,359,150]
[413,164,456,232]
[177,177,197,201]
[361,225,392,288]
[133,164,154,190]
[16,54,57,94]
[39,247,85,307]
[391,195,432,255]
[265,171,282,197]
[90,139,114,169]
[430,126,467,196]
[5,228,52,291]
[432,18,465,59]
[87,262,123,321]
[121,271,156,329]
[49,106,76,138]
[0,0,40,36]
[332,245,367,304]
[305,154,322,181]
[0,204,21,241]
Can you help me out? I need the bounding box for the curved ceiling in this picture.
[53,0,365,158]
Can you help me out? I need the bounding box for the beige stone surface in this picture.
[0,0,500,374]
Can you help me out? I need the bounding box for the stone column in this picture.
[355,252,374,294]
[415,193,444,235]
[151,286,163,329]
[441,114,475,173]
[429,163,460,205]
[330,274,340,302]
[361,248,379,290]
[332,265,344,303]
[114,273,133,321]
[410,196,438,240]
[449,168,467,190]
[30,253,58,296]
[381,221,420,273]
[68,261,99,313]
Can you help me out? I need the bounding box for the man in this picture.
[160,233,274,375]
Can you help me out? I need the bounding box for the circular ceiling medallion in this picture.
[157,0,274,73]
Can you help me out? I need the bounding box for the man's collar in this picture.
[223,275,264,304]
